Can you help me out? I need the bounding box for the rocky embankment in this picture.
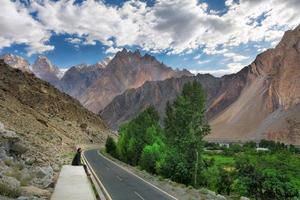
[0,122,53,200]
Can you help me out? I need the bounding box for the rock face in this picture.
[58,63,105,100]
[31,55,61,86]
[100,74,220,129]
[80,49,192,112]
[208,24,300,145]
[0,54,30,72]
[100,25,300,145]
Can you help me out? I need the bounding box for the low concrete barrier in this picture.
[51,165,96,200]
[82,152,111,200]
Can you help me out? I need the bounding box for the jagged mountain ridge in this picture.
[99,67,249,130]
[100,25,300,145]
[58,63,106,100]
[31,55,62,86]
[2,50,190,114]
[79,49,193,112]
[99,74,220,129]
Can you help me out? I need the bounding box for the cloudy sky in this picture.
[0,0,299,76]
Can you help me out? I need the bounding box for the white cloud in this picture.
[193,54,201,60]
[0,1,53,55]
[224,52,249,62]
[105,46,123,54]
[1,0,300,63]
[65,37,83,44]
[190,69,230,77]
[197,59,211,65]
[190,61,246,77]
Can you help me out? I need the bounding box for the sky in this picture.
[0,0,299,76]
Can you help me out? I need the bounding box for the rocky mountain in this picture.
[0,54,31,72]
[99,74,220,130]
[80,49,192,113]
[58,63,106,100]
[207,24,300,145]
[1,51,191,114]
[100,25,300,145]
[0,59,110,198]
[31,55,61,86]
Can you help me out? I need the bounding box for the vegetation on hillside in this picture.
[105,81,300,199]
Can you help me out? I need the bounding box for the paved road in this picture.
[84,149,177,200]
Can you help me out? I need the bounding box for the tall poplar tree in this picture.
[162,81,210,186]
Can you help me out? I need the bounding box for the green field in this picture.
[201,147,300,199]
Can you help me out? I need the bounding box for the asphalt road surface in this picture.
[84,149,177,200]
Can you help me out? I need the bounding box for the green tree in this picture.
[105,136,117,157]
[234,154,299,199]
[162,81,210,186]
[140,139,165,174]
[117,106,164,166]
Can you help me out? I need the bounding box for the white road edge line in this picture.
[83,152,113,200]
[116,175,122,181]
[134,191,145,200]
[97,150,178,200]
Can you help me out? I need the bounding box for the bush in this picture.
[243,141,257,149]
[139,142,161,174]
[234,154,300,199]
[105,136,117,157]
[0,183,21,198]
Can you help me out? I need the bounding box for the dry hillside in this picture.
[0,59,110,165]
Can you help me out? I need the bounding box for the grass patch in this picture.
[4,159,13,167]
[20,175,32,187]
[5,169,22,181]
[0,183,21,198]
[203,153,235,167]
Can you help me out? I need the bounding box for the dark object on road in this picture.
[72,147,90,176]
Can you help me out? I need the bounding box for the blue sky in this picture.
[0,0,299,76]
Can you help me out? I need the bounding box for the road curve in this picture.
[84,149,177,200]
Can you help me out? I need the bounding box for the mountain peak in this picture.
[121,48,128,53]
[115,48,143,59]
[1,53,30,72]
[133,49,141,56]
[32,55,61,84]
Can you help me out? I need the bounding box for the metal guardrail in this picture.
[82,152,113,200]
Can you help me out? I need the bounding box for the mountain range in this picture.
[1,49,191,113]
[100,25,300,145]
[2,25,300,145]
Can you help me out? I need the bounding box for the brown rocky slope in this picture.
[0,59,110,164]
[0,59,110,198]
[100,25,300,145]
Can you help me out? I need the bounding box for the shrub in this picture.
[139,142,162,174]
[0,183,21,198]
[105,136,117,157]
